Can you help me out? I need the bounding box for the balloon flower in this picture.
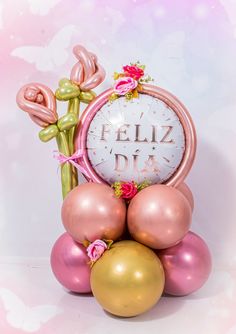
[16,45,105,198]
[17,45,211,318]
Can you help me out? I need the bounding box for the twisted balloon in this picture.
[16,83,58,128]
[16,45,106,199]
[70,45,105,91]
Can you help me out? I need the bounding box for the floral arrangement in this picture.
[110,61,153,101]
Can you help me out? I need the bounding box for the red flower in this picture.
[123,65,144,80]
[121,182,138,200]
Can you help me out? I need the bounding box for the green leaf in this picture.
[55,78,80,101]
[79,90,96,103]
[57,113,78,131]
[38,124,59,142]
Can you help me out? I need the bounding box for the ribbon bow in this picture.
[53,150,90,179]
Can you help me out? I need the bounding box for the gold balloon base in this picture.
[90,240,165,318]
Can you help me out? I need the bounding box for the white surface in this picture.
[0,258,235,334]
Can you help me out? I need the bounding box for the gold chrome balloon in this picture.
[90,240,165,317]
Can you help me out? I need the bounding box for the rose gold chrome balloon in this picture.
[127,184,192,249]
[176,182,194,211]
[16,83,58,127]
[61,183,126,243]
[70,45,105,91]
[158,231,212,296]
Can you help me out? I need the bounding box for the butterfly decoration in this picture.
[27,0,61,16]
[11,25,77,72]
[0,288,62,332]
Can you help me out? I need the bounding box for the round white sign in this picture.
[86,93,185,185]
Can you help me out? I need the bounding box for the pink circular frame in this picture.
[75,84,197,187]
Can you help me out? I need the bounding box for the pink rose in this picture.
[123,65,144,80]
[87,239,108,262]
[121,181,138,200]
[114,77,138,95]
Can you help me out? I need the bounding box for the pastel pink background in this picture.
[0,0,236,333]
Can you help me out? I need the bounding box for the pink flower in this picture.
[121,181,138,200]
[87,239,108,262]
[114,77,138,95]
[123,65,144,80]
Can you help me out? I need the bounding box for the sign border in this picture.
[75,84,197,187]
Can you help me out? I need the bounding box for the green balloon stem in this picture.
[67,97,80,189]
[56,132,72,199]
[54,92,96,198]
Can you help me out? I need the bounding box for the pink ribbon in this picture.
[53,150,90,179]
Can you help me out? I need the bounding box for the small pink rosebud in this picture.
[87,239,108,262]
[114,77,138,96]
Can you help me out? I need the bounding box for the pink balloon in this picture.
[158,231,212,296]
[61,183,126,243]
[176,182,194,211]
[70,45,106,91]
[50,233,91,293]
[127,184,192,249]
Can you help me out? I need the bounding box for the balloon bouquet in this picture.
[16,45,212,317]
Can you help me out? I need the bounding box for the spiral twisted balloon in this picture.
[16,83,58,127]
[70,45,105,91]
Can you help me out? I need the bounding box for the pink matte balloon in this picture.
[176,182,194,211]
[61,183,126,243]
[127,184,192,249]
[158,231,212,296]
[50,233,91,293]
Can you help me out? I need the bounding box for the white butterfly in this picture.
[27,0,61,16]
[219,0,236,26]
[219,0,236,37]
[104,6,125,34]
[0,288,62,333]
[227,324,236,334]
[11,25,76,72]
